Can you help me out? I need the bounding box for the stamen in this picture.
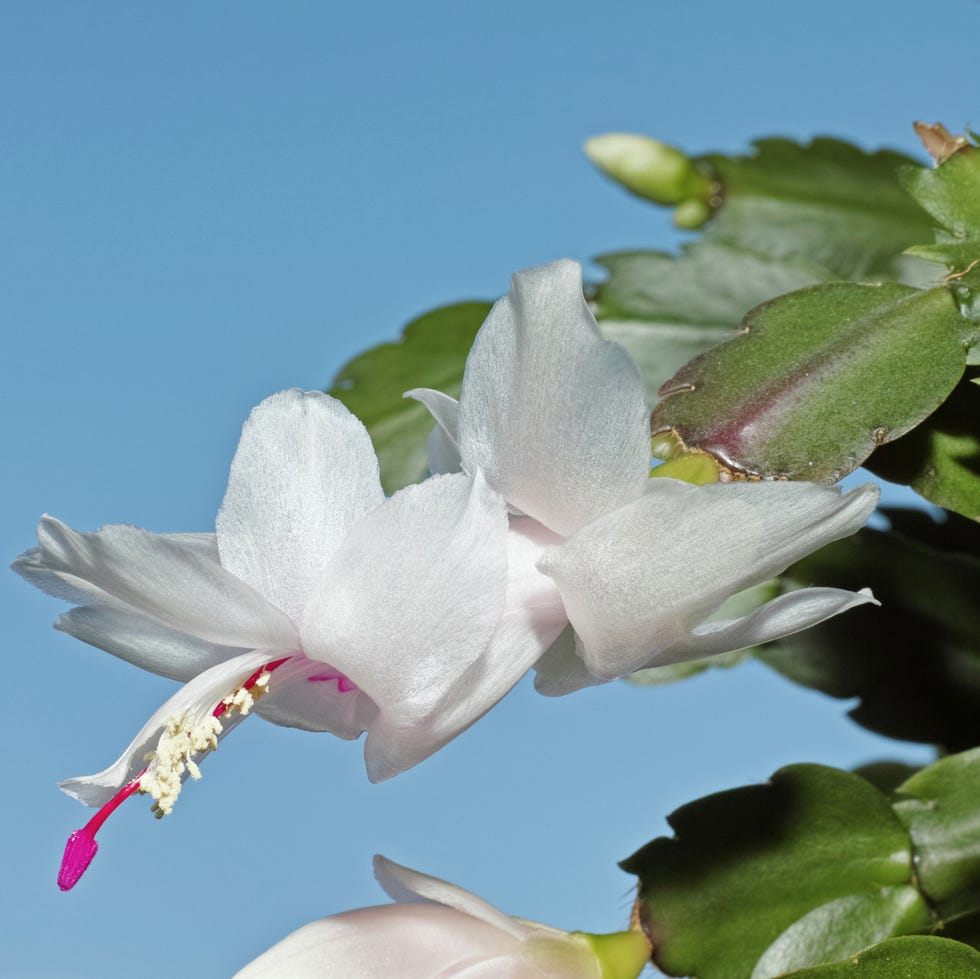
[141,657,291,818]
[57,656,291,891]
[214,657,289,718]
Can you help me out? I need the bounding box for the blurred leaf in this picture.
[906,240,980,270]
[942,908,980,949]
[779,936,980,977]
[328,301,491,492]
[702,137,936,280]
[651,283,971,481]
[622,764,911,979]
[761,516,980,751]
[593,245,830,324]
[852,761,923,796]
[625,648,750,687]
[867,370,980,520]
[593,245,828,398]
[894,748,980,916]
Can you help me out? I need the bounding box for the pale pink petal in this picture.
[232,905,521,979]
[253,657,379,738]
[375,856,528,939]
[216,389,384,621]
[456,260,650,536]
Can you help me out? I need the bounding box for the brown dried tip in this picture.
[914,121,971,165]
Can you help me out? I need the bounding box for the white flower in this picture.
[233,856,650,979]
[408,260,880,695]
[14,390,566,888]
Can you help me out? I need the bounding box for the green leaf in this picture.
[622,764,912,979]
[903,146,980,241]
[894,748,980,916]
[906,239,980,270]
[650,282,971,481]
[751,888,931,979]
[851,762,923,796]
[866,370,980,520]
[761,515,980,750]
[902,145,980,325]
[328,301,491,492]
[779,936,980,977]
[593,245,828,398]
[702,137,936,280]
[593,245,830,325]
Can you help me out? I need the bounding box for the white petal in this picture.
[56,604,245,680]
[375,856,528,938]
[405,388,462,475]
[299,472,509,781]
[13,530,219,606]
[456,260,650,536]
[540,480,879,680]
[60,652,367,809]
[532,627,604,697]
[365,517,568,775]
[60,649,275,807]
[216,389,384,621]
[24,516,297,650]
[232,904,521,979]
[253,658,379,739]
[54,603,374,737]
[661,587,879,665]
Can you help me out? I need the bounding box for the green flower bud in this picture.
[584,133,714,214]
[575,929,651,979]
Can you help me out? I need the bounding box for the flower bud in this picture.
[577,929,653,979]
[584,133,715,226]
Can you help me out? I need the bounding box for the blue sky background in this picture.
[2,2,976,976]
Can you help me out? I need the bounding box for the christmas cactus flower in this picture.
[408,260,880,695]
[233,855,651,979]
[13,390,566,889]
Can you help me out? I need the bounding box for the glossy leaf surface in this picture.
[622,764,911,979]
[867,370,980,521]
[780,936,980,978]
[895,748,980,916]
[593,245,827,399]
[651,283,971,481]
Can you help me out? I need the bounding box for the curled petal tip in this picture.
[58,829,98,891]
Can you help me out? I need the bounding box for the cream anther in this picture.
[138,664,277,818]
